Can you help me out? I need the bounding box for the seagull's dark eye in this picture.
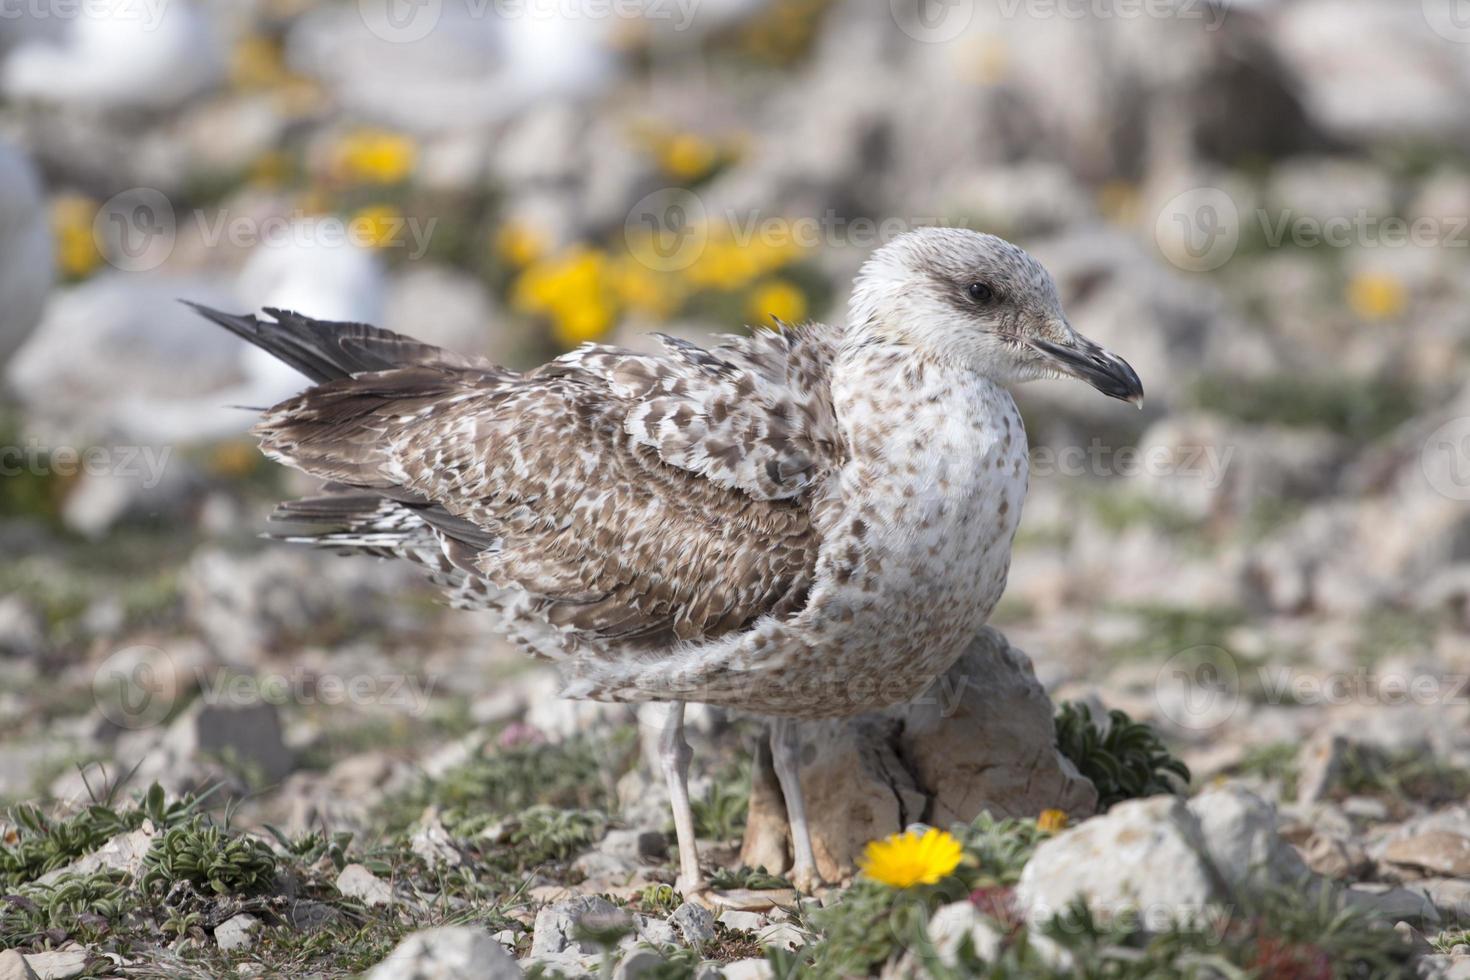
[966,282,995,304]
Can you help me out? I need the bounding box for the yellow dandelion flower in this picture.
[554,301,615,347]
[859,827,963,889]
[351,205,403,249]
[659,133,718,183]
[748,279,807,325]
[611,257,684,320]
[1037,809,1068,833]
[334,129,417,185]
[1347,272,1406,321]
[51,194,101,280]
[495,221,548,269]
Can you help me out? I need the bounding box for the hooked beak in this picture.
[1030,335,1145,408]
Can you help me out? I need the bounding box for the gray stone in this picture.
[530,896,625,958]
[0,950,37,980]
[1188,784,1312,893]
[717,911,767,933]
[1016,796,1226,928]
[743,628,1095,881]
[671,902,716,945]
[410,812,464,869]
[631,913,679,949]
[1299,832,1371,881]
[1383,832,1470,878]
[754,922,803,952]
[1409,878,1470,921]
[367,925,522,979]
[613,949,665,980]
[19,951,87,980]
[337,863,396,908]
[215,913,263,952]
[1344,883,1440,927]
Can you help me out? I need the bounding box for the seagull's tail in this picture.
[183,302,490,383]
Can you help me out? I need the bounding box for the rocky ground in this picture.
[4,0,1470,977]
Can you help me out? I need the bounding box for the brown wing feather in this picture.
[254,359,822,647]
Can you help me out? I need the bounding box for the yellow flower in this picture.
[658,133,718,183]
[748,278,807,325]
[351,205,403,249]
[858,827,963,889]
[495,221,548,269]
[334,129,417,185]
[1347,272,1406,321]
[513,247,621,346]
[51,194,101,280]
[1037,809,1068,833]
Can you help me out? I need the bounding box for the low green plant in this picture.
[1,783,199,887]
[689,759,750,841]
[707,865,792,891]
[1054,702,1190,811]
[140,815,278,895]
[494,805,607,868]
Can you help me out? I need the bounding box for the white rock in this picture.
[19,951,87,980]
[717,911,767,933]
[671,902,716,945]
[1016,795,1225,928]
[0,140,51,372]
[367,925,522,979]
[336,863,396,908]
[36,826,155,886]
[1187,783,1312,893]
[926,901,1003,965]
[0,949,37,980]
[753,922,803,953]
[530,896,625,958]
[410,813,464,869]
[215,913,263,952]
[719,961,773,980]
[612,949,665,980]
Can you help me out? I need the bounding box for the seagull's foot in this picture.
[787,864,824,896]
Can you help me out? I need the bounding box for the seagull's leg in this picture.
[660,700,704,896]
[770,717,822,893]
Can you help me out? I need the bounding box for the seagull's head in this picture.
[847,227,1144,406]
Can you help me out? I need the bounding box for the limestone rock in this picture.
[215,913,263,952]
[530,896,625,958]
[366,925,522,980]
[18,951,87,980]
[1187,784,1312,893]
[0,950,37,980]
[336,863,396,908]
[1016,795,1225,927]
[1383,831,1470,878]
[671,901,716,945]
[742,628,1096,881]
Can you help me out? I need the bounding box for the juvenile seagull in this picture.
[190,227,1142,896]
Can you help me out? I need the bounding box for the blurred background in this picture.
[3,0,1470,937]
